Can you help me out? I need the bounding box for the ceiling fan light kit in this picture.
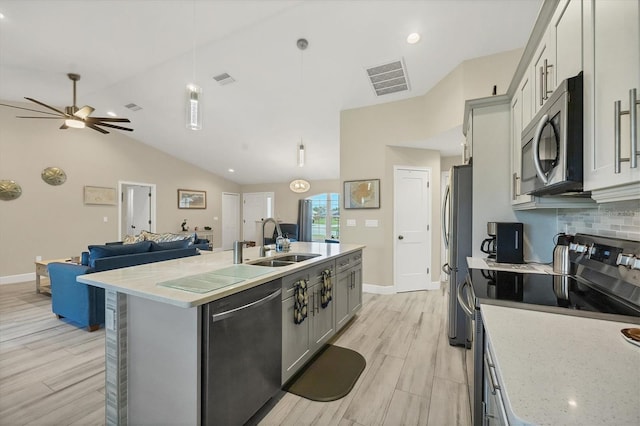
[0,73,133,134]
[290,179,310,193]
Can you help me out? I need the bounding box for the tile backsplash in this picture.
[557,200,640,241]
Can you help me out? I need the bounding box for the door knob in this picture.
[398,235,404,240]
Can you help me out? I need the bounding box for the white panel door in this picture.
[120,183,154,240]
[242,192,275,242]
[394,167,433,292]
[221,193,240,250]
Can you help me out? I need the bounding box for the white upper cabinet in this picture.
[511,89,533,205]
[553,0,583,83]
[532,30,556,114]
[583,0,640,200]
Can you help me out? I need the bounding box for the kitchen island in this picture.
[78,242,364,426]
[481,304,640,425]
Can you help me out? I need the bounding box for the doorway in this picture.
[118,181,156,240]
[222,193,240,250]
[394,167,434,292]
[242,192,274,242]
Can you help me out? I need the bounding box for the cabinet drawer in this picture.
[336,254,351,273]
[350,251,362,266]
[281,270,310,300]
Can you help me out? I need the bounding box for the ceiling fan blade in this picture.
[86,123,110,134]
[94,122,134,132]
[60,123,68,130]
[0,103,63,116]
[16,116,64,119]
[87,117,131,123]
[74,105,95,119]
[24,97,68,117]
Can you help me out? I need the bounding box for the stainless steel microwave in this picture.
[521,73,584,196]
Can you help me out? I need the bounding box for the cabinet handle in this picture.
[539,66,544,106]
[615,88,640,173]
[631,88,638,169]
[543,59,553,99]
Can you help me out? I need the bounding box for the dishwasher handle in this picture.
[211,288,282,322]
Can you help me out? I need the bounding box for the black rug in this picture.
[284,344,366,402]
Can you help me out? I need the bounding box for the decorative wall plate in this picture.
[290,179,310,193]
[41,167,67,186]
[0,180,22,201]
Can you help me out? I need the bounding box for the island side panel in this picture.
[127,294,201,425]
[105,290,127,426]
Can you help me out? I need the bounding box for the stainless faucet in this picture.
[233,241,250,264]
[260,218,282,256]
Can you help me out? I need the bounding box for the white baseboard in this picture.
[0,272,35,285]
[363,281,441,294]
[363,283,396,295]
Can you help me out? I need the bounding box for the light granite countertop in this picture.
[481,304,640,425]
[77,242,364,308]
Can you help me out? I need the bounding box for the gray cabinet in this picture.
[335,250,363,332]
[281,259,336,384]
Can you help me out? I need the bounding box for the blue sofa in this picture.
[49,240,200,331]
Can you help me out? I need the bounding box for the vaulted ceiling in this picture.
[0,0,541,184]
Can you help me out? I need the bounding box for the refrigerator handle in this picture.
[457,279,474,317]
[442,184,450,249]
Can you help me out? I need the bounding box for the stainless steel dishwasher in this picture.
[201,279,282,426]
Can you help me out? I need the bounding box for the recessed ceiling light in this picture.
[228,168,235,173]
[407,33,421,44]
[106,111,117,117]
[0,12,5,20]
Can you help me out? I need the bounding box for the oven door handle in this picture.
[533,113,550,184]
[456,279,474,317]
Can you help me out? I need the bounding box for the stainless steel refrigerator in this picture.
[441,164,472,347]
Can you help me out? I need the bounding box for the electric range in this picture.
[461,233,640,426]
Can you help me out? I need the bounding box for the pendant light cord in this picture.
[192,0,196,83]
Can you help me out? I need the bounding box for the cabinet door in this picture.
[348,266,362,315]
[335,270,351,331]
[532,31,556,114]
[584,0,640,193]
[553,0,582,83]
[520,70,533,127]
[309,283,335,351]
[281,296,310,384]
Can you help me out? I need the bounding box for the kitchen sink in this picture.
[274,254,321,262]
[249,259,296,267]
[247,253,321,268]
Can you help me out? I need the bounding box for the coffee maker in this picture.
[482,222,524,264]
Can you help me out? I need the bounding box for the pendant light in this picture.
[297,38,308,166]
[186,1,202,130]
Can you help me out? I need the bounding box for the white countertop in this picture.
[481,304,640,425]
[467,256,555,274]
[77,242,364,308]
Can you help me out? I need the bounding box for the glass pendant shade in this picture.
[186,84,202,130]
[298,143,305,167]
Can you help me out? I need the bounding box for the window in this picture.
[309,193,340,241]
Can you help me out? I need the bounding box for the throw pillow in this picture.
[123,234,145,244]
[141,231,193,244]
[88,241,152,267]
[149,240,190,251]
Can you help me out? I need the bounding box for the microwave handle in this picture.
[532,114,550,184]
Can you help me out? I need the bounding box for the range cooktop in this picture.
[467,269,640,317]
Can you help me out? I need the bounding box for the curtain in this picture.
[297,199,312,242]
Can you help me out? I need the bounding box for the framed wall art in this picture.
[178,189,207,209]
[344,179,380,209]
[84,186,117,205]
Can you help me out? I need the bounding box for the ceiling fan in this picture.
[0,73,133,134]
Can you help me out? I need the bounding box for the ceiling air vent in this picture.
[213,73,236,86]
[366,59,410,96]
[124,103,142,111]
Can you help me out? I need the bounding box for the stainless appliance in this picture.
[298,199,313,242]
[441,164,472,347]
[202,279,282,425]
[552,233,573,274]
[521,73,584,196]
[458,234,640,426]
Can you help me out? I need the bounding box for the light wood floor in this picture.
[0,281,470,426]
